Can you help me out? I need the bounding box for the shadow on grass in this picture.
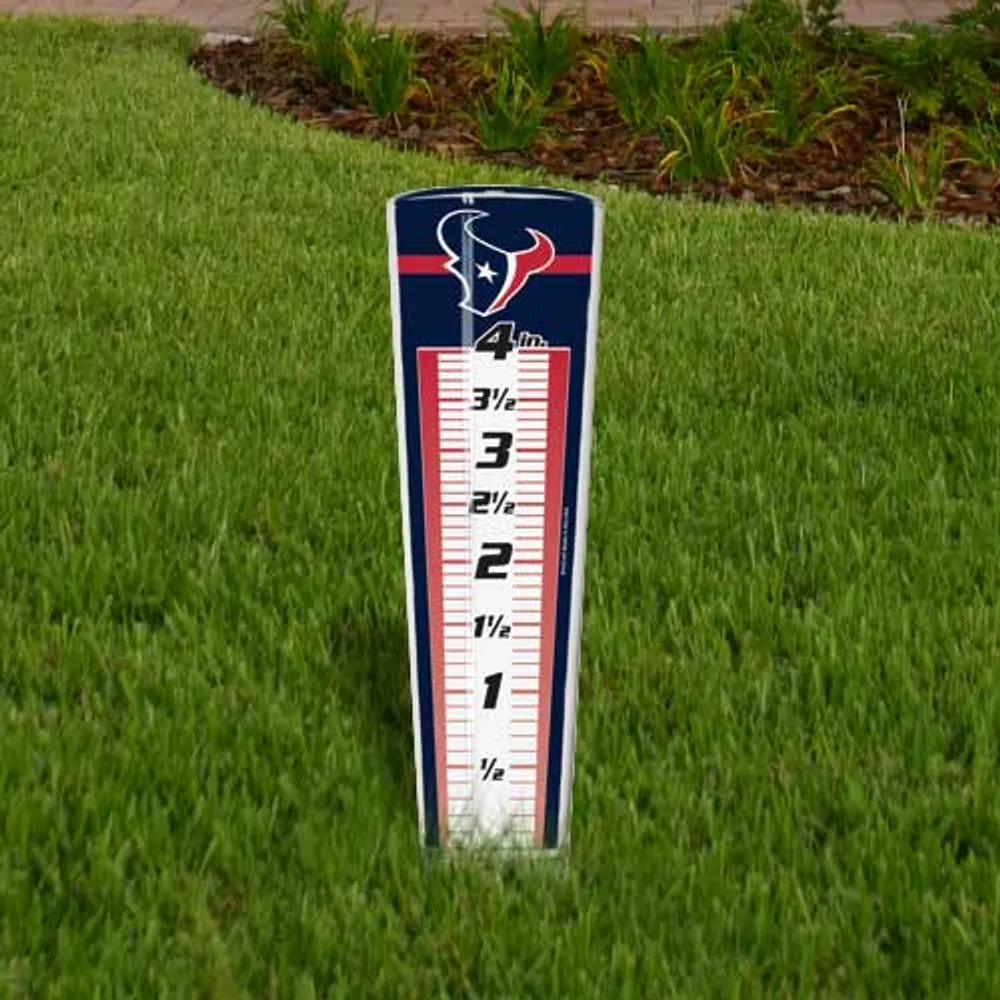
[326,612,415,808]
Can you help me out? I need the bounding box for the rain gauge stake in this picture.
[388,185,603,855]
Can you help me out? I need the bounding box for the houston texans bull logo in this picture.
[436,209,557,318]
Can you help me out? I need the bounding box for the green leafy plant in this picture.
[803,0,843,45]
[749,52,856,148]
[949,52,1000,116]
[341,24,426,117]
[946,0,1000,37]
[655,61,773,181]
[700,0,805,76]
[269,0,424,117]
[862,24,995,121]
[489,0,583,100]
[606,28,686,133]
[290,0,357,86]
[870,97,964,215]
[747,0,806,31]
[266,0,325,41]
[960,103,1000,168]
[474,58,548,150]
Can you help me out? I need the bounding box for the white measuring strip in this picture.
[424,342,563,848]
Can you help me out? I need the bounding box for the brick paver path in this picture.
[0,0,965,40]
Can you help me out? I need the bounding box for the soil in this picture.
[191,31,1000,227]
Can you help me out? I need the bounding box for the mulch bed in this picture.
[191,32,1000,227]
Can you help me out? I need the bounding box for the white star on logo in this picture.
[476,262,497,283]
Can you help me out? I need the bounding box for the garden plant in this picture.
[191,0,1000,223]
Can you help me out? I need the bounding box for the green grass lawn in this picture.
[4,16,1000,998]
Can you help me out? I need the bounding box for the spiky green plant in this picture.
[474,58,548,151]
[489,0,583,100]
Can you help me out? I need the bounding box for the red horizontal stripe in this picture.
[548,256,592,274]
[398,255,449,274]
[397,254,591,275]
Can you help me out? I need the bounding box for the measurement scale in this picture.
[388,186,603,854]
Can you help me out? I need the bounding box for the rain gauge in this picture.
[387,185,603,855]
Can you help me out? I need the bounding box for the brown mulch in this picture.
[190,32,1000,227]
